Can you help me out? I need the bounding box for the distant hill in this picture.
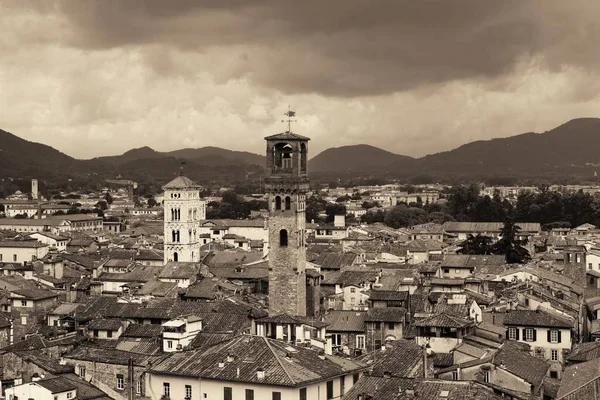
[309,144,415,173]
[415,118,600,177]
[93,146,265,168]
[2,117,600,183]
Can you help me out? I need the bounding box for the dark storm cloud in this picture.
[19,0,596,97]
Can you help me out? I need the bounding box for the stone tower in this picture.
[162,175,206,264]
[265,131,309,317]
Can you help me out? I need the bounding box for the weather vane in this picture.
[282,106,296,133]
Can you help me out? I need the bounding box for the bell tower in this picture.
[265,116,309,317]
[162,173,206,264]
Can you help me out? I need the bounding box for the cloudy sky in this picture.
[1,1,599,159]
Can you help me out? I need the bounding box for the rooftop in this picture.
[163,175,202,189]
[503,309,572,328]
[150,335,363,387]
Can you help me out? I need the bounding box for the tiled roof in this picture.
[556,358,600,399]
[369,290,409,302]
[60,373,111,400]
[365,307,406,323]
[264,131,310,141]
[313,253,357,270]
[442,254,506,268]
[150,335,362,387]
[201,219,266,228]
[358,340,423,378]
[162,175,201,189]
[443,221,541,233]
[87,318,122,331]
[430,278,465,286]
[123,324,163,338]
[14,350,75,374]
[189,332,236,350]
[0,240,48,248]
[413,313,473,329]
[10,288,58,300]
[567,342,600,363]
[323,311,366,332]
[158,262,201,279]
[35,377,76,394]
[64,344,160,366]
[503,309,572,328]
[256,313,328,329]
[333,270,379,286]
[431,352,454,368]
[50,303,84,316]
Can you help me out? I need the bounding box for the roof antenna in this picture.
[282,106,296,133]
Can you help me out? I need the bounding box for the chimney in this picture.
[257,368,265,379]
[334,214,345,228]
[226,353,235,362]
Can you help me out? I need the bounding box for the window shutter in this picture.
[522,328,527,340]
[533,329,537,341]
[515,328,519,341]
[547,329,551,343]
[557,330,562,343]
[506,329,509,339]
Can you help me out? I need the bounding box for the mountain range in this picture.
[1,117,600,184]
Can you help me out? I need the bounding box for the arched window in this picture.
[279,229,288,247]
[285,196,291,210]
[275,196,282,210]
[172,230,176,243]
[300,143,307,173]
[173,252,178,262]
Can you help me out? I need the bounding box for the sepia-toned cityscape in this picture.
[1,1,600,399]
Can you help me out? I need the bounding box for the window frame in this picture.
[185,384,192,399]
[551,349,559,361]
[356,335,366,349]
[525,328,534,342]
[550,330,559,343]
[163,382,170,397]
[508,327,517,340]
[116,374,124,390]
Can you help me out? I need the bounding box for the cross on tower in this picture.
[282,106,297,133]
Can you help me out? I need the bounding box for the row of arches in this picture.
[275,196,292,211]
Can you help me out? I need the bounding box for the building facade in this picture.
[162,175,206,264]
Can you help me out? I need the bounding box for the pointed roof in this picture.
[162,175,201,190]
[264,131,310,141]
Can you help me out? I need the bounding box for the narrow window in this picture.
[551,349,559,361]
[116,374,124,390]
[173,252,178,262]
[245,389,254,400]
[224,387,233,400]
[275,196,282,210]
[163,382,170,397]
[280,229,288,247]
[299,388,307,400]
[185,385,192,399]
[327,380,334,399]
[285,196,291,210]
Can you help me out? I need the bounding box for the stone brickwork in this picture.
[268,208,307,316]
[63,357,147,400]
[265,132,310,318]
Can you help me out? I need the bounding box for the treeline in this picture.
[206,191,267,220]
[355,184,600,230]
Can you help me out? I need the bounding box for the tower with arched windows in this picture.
[265,131,310,317]
[162,175,206,264]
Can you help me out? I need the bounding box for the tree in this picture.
[361,201,376,210]
[458,234,493,255]
[221,190,242,205]
[104,191,113,205]
[492,218,531,264]
[325,203,347,223]
[306,196,326,223]
[361,210,385,224]
[383,205,428,228]
[147,198,158,208]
